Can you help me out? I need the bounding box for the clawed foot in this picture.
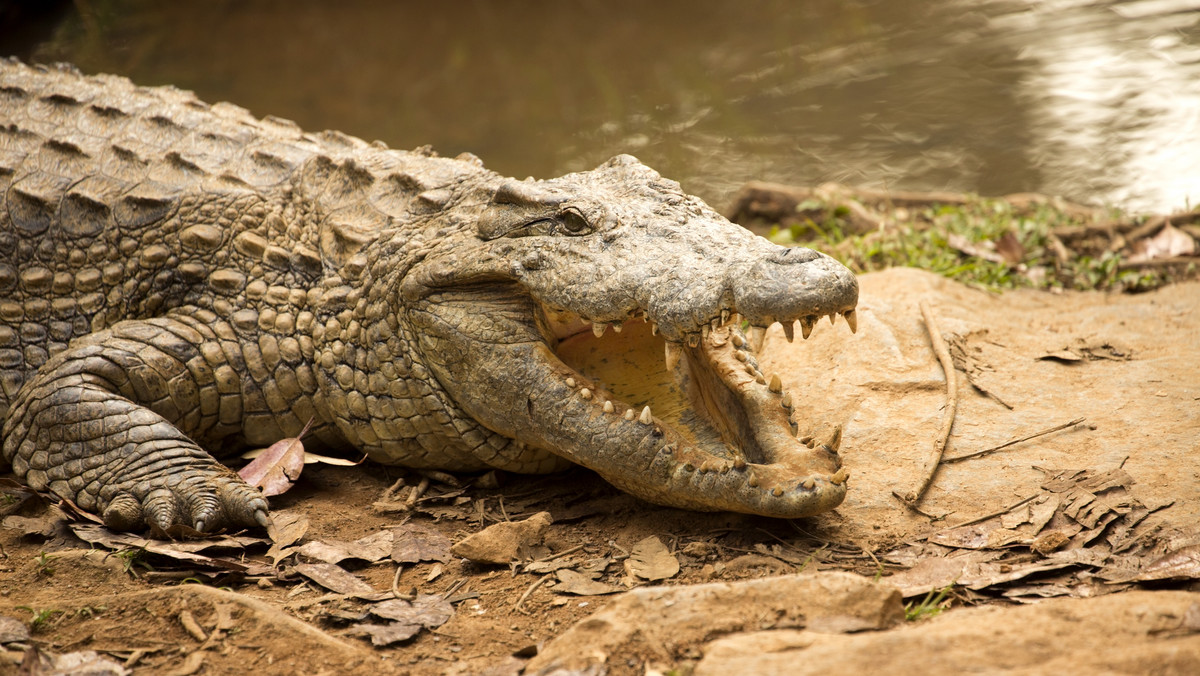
[100,468,270,533]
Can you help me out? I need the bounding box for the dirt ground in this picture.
[2,268,1198,675]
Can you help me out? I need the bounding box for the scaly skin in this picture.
[0,60,859,532]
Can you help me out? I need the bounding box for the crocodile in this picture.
[0,60,859,532]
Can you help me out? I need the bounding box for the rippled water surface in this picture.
[20,0,1200,213]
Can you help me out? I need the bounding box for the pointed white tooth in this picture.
[781,392,793,409]
[822,425,843,452]
[721,309,730,325]
[664,342,682,371]
[769,373,782,393]
[624,408,635,421]
[731,333,745,348]
[844,309,858,334]
[827,313,836,326]
[593,322,607,338]
[651,323,658,336]
[746,326,766,350]
[612,322,622,333]
[566,377,577,388]
[800,317,814,340]
[830,468,850,485]
[639,406,653,425]
[781,321,795,343]
[802,477,816,490]
[603,400,614,413]
[580,388,592,400]
[711,318,720,332]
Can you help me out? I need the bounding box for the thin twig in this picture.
[536,544,585,563]
[404,476,431,509]
[513,574,553,615]
[904,300,958,505]
[942,417,1086,464]
[907,494,1039,544]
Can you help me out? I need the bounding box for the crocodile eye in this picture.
[558,209,590,235]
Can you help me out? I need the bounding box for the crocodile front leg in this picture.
[1,314,290,532]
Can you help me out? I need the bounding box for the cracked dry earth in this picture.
[2,268,1200,675]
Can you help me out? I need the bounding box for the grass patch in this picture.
[904,585,954,622]
[762,195,1192,293]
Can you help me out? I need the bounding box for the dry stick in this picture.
[904,300,958,505]
[513,574,553,615]
[942,417,1086,464]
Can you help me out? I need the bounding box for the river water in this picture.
[23,0,1200,214]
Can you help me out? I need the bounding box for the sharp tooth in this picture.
[768,373,782,393]
[639,406,653,425]
[799,434,813,446]
[802,477,816,489]
[651,323,658,336]
[612,322,622,333]
[781,321,795,343]
[771,487,784,497]
[844,309,858,333]
[687,334,699,348]
[711,318,720,331]
[593,322,607,338]
[624,408,635,421]
[664,341,682,371]
[731,333,745,348]
[733,457,747,470]
[734,351,747,362]
[830,468,849,485]
[821,425,843,452]
[603,400,614,413]
[755,373,766,385]
[781,392,793,409]
[566,377,577,388]
[721,309,730,325]
[580,388,592,400]
[800,316,814,340]
[827,313,836,325]
[702,325,711,340]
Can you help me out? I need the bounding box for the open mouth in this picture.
[536,305,855,516]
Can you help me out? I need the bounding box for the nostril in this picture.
[769,247,820,265]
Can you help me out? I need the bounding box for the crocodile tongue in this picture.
[552,319,847,517]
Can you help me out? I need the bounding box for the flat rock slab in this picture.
[696,590,1200,675]
[760,268,1200,545]
[526,571,903,674]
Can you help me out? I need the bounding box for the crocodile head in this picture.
[400,155,858,518]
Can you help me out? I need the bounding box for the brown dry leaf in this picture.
[1133,544,1200,582]
[369,594,454,629]
[266,510,309,562]
[1128,223,1196,262]
[292,562,389,600]
[350,622,421,647]
[239,438,306,497]
[297,530,394,565]
[995,230,1026,265]
[69,524,255,572]
[552,568,623,596]
[883,551,999,597]
[947,233,1006,264]
[240,447,363,467]
[625,536,680,581]
[2,514,62,538]
[391,524,452,564]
